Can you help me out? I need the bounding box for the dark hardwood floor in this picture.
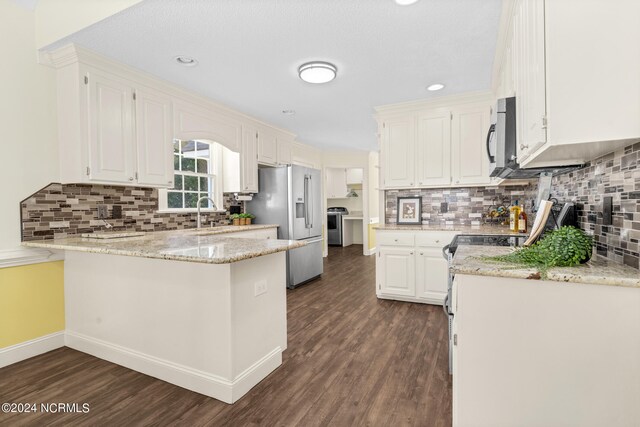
[0,245,452,426]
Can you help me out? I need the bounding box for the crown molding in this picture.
[374,90,494,117]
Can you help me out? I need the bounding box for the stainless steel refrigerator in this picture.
[247,165,323,289]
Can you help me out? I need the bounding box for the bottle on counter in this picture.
[518,204,528,233]
[509,200,521,232]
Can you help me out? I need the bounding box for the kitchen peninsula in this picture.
[24,226,304,404]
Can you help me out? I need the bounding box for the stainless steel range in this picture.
[442,234,529,374]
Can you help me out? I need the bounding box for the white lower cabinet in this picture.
[376,230,454,305]
[377,248,416,297]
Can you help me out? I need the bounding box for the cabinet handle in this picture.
[410,251,414,255]
[394,239,399,242]
[420,252,424,255]
[435,240,440,243]
[168,181,173,185]
[129,177,134,181]
[520,144,529,150]
[409,182,414,186]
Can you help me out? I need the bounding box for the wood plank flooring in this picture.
[0,245,451,426]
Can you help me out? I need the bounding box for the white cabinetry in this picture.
[241,127,259,193]
[497,0,640,168]
[277,138,293,165]
[416,110,451,187]
[325,168,348,199]
[382,116,415,188]
[257,129,278,165]
[451,104,491,185]
[378,96,492,189]
[376,230,454,304]
[346,168,363,185]
[76,68,174,187]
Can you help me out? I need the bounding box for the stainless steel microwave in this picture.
[487,97,517,178]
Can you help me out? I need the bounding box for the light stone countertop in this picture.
[374,223,525,236]
[23,225,306,264]
[451,245,640,288]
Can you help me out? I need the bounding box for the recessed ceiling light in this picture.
[427,83,445,91]
[174,56,198,67]
[298,61,337,84]
[282,110,296,115]
[395,0,419,5]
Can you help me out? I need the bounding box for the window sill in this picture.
[156,208,228,214]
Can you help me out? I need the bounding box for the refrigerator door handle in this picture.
[308,175,313,228]
[304,175,310,229]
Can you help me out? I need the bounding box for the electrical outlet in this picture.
[97,205,108,219]
[254,280,267,296]
[440,202,448,213]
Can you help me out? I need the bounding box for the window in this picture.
[160,140,223,211]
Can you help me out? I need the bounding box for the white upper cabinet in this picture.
[345,168,363,185]
[377,94,493,189]
[451,104,491,186]
[135,87,174,187]
[277,138,293,165]
[326,168,348,199]
[257,129,278,165]
[241,126,259,193]
[86,69,136,183]
[416,110,451,187]
[499,0,640,168]
[381,116,415,188]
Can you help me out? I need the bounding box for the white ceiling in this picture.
[44,0,502,151]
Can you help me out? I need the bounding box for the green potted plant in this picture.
[230,213,241,226]
[245,213,255,225]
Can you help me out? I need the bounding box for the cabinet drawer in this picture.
[377,232,415,246]
[415,232,456,248]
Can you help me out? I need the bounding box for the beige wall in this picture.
[35,0,143,48]
[0,0,59,251]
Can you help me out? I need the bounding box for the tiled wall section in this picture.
[21,183,242,241]
[385,186,535,227]
[549,142,640,269]
[384,141,640,269]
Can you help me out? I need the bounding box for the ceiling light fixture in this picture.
[394,0,419,5]
[427,83,445,91]
[174,56,198,67]
[298,61,337,84]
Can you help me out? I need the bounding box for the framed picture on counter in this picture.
[397,196,422,225]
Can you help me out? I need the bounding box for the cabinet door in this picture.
[135,88,174,187]
[257,130,278,165]
[346,168,363,185]
[416,110,451,187]
[277,139,292,165]
[86,71,135,183]
[241,127,259,193]
[382,117,415,188]
[377,248,415,297]
[415,247,449,302]
[451,104,492,186]
[514,0,546,163]
[326,168,347,198]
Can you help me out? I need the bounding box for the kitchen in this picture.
[1,0,639,426]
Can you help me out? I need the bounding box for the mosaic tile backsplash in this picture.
[21,183,242,241]
[385,141,640,269]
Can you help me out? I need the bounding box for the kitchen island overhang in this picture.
[24,230,304,404]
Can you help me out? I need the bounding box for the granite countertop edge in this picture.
[451,246,640,288]
[374,223,525,236]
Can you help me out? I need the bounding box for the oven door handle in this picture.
[442,244,450,260]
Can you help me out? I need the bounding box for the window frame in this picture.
[157,140,225,213]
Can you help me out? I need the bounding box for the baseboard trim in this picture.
[0,331,65,368]
[65,331,282,404]
[377,293,445,306]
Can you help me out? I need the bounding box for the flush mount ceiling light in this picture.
[394,0,419,5]
[427,83,445,91]
[174,56,198,66]
[282,109,296,115]
[298,61,337,84]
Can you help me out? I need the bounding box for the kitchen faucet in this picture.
[196,196,217,229]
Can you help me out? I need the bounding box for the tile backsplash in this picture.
[21,183,242,241]
[385,141,640,269]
